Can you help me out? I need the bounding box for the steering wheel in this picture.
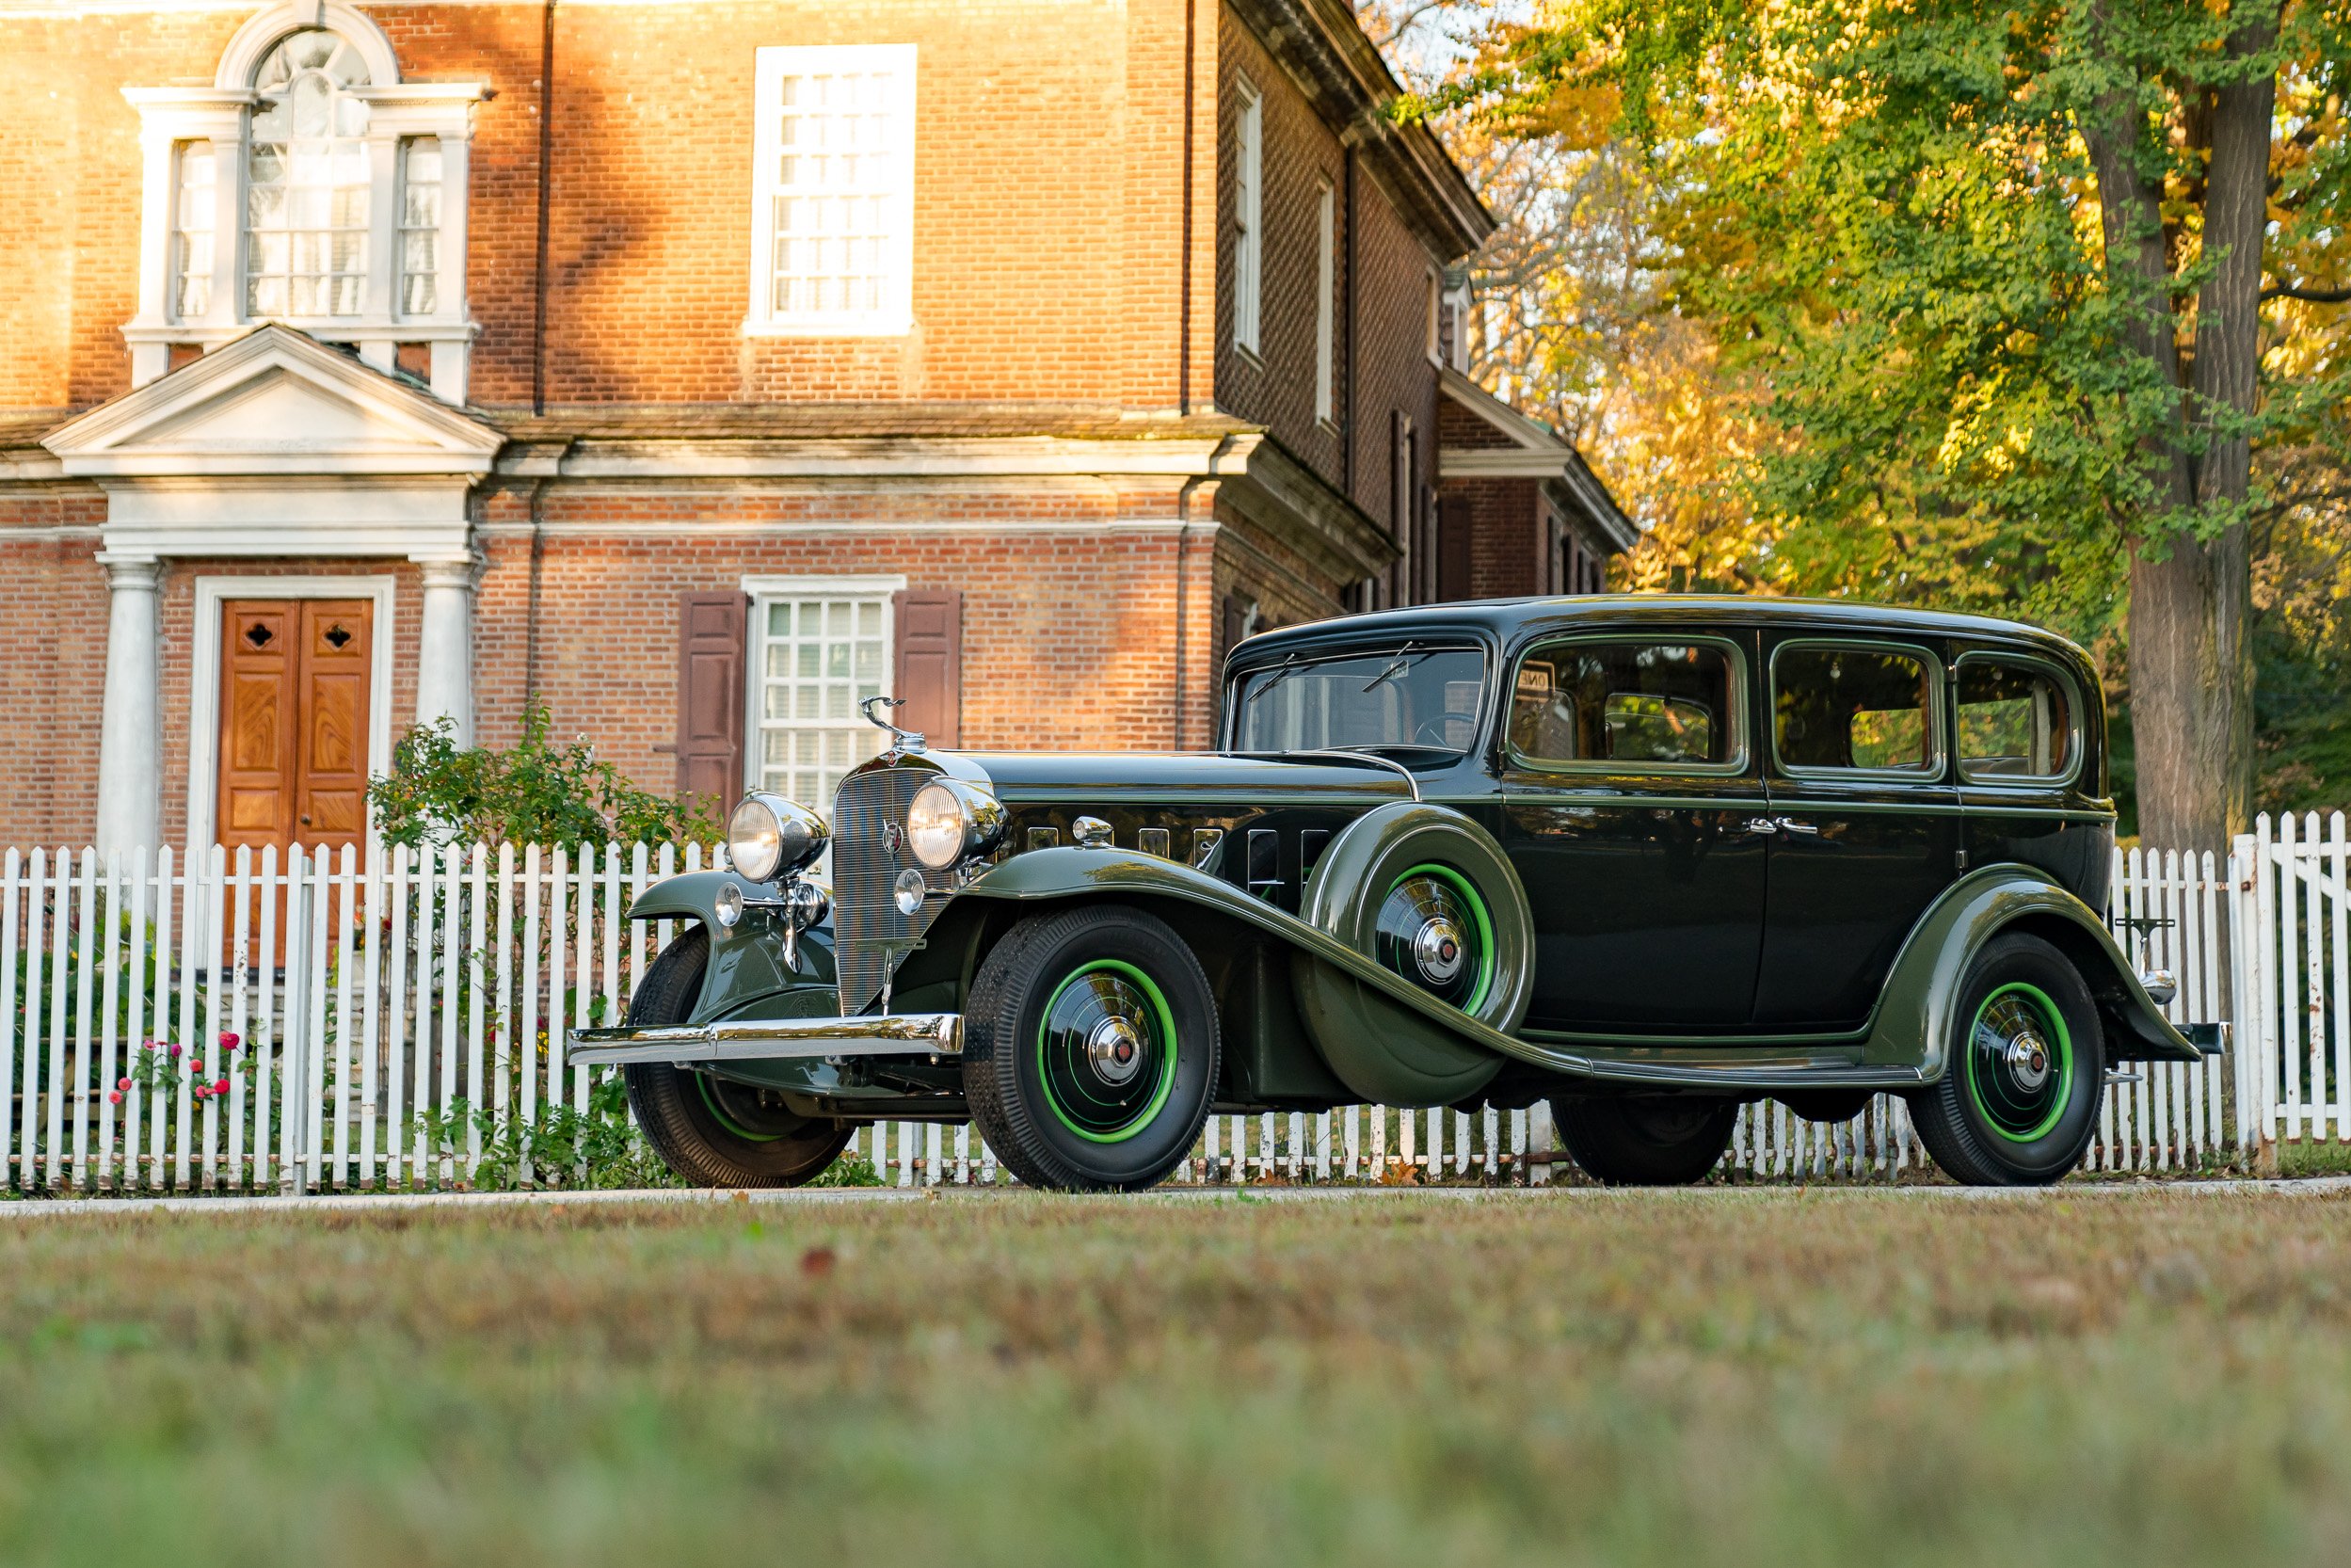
[1413,711,1479,746]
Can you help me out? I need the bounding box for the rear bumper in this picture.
[568,1012,964,1067]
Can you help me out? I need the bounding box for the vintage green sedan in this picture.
[569,596,2215,1190]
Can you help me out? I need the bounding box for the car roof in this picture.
[1230,594,2094,672]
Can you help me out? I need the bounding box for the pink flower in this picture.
[117,1077,131,1092]
[107,1091,123,1105]
[219,1032,241,1051]
[168,1042,183,1059]
[192,1086,207,1101]
[214,1078,230,1095]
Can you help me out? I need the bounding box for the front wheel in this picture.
[963,904,1220,1192]
[1555,1096,1736,1186]
[621,928,854,1187]
[1910,933,2103,1186]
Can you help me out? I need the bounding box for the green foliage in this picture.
[807,1153,883,1188]
[408,1074,682,1193]
[367,699,719,850]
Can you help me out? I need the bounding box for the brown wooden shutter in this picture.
[1437,494,1474,602]
[675,592,747,806]
[892,588,962,747]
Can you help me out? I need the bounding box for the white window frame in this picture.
[741,573,905,801]
[1232,76,1262,358]
[1425,266,1443,363]
[744,44,918,339]
[1315,178,1335,426]
[121,2,483,403]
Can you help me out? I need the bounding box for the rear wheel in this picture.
[963,904,1219,1192]
[1910,933,2102,1186]
[621,928,853,1187]
[1556,1096,1736,1186]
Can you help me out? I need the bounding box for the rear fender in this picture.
[623,871,836,1027]
[1863,864,2202,1077]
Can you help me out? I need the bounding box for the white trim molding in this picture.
[42,324,502,561]
[120,3,486,400]
[184,572,398,853]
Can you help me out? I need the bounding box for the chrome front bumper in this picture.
[567,1012,963,1067]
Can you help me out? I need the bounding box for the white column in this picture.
[413,556,477,747]
[95,554,164,856]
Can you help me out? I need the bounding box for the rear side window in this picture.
[1509,640,1742,771]
[1958,657,2077,782]
[1773,644,1940,776]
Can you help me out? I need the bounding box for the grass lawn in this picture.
[4,1189,2348,1567]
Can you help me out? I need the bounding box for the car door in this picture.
[1497,631,1768,1032]
[1753,635,1961,1030]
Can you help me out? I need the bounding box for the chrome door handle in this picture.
[1742,817,1779,836]
[1775,817,1820,836]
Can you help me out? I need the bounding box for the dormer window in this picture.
[122,2,484,401]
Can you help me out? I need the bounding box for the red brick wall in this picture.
[1212,11,1345,490]
[1349,171,1441,584]
[0,499,109,845]
[0,0,1208,416]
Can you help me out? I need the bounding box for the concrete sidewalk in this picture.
[3,1173,2345,1220]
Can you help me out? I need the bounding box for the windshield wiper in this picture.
[1361,641,1428,693]
[1245,650,1308,702]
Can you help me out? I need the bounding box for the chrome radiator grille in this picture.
[829,766,958,1015]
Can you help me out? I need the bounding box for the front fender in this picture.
[955,847,1575,1105]
[1863,863,2201,1078]
[624,871,836,1027]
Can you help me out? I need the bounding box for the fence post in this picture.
[281,847,312,1197]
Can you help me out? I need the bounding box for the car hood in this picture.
[958,750,1416,807]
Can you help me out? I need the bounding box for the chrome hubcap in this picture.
[2001,1031,2051,1091]
[1412,916,1465,985]
[1084,1014,1145,1086]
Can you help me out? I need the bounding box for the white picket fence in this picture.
[0,819,2336,1194]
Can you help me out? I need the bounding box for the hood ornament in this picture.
[860,694,927,754]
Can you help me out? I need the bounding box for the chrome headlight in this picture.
[727,792,829,884]
[904,780,1006,871]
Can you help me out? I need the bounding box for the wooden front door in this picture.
[217,600,375,855]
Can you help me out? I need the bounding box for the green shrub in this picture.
[368,700,720,849]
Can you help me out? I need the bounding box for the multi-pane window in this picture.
[1315,180,1335,424]
[398,137,441,316]
[1233,78,1262,355]
[171,141,215,321]
[754,593,893,805]
[748,45,916,334]
[244,29,373,318]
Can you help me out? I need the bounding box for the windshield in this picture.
[1230,646,1488,755]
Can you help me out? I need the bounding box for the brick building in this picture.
[0,0,1630,856]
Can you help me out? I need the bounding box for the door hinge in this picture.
[1955,847,1970,872]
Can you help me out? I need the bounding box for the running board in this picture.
[568,1012,963,1067]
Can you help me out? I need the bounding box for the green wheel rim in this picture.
[1035,959,1179,1144]
[696,1072,787,1143]
[1962,982,2074,1143]
[1376,862,1495,1014]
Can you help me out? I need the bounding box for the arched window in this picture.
[244,30,374,318]
[123,4,484,399]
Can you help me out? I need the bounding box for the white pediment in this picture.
[44,325,503,480]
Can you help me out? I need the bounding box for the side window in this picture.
[1773,645,1939,775]
[1510,641,1740,770]
[1958,658,2076,782]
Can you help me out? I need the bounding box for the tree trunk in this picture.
[2086,5,2273,854]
